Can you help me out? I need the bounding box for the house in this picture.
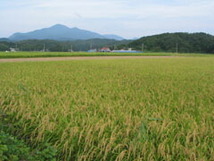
[100,47,111,52]
[111,49,141,53]
[88,49,97,52]
[10,48,17,52]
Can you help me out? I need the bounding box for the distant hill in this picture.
[2,32,214,53]
[8,24,124,41]
[0,40,14,51]
[0,38,10,42]
[0,39,131,51]
[126,32,214,53]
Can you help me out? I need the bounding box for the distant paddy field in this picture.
[0,51,213,59]
[0,56,214,160]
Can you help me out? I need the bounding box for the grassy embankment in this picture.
[0,57,214,160]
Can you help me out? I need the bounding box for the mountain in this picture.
[103,34,124,40]
[9,24,124,41]
[125,32,214,53]
[0,38,10,42]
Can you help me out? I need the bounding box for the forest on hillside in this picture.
[0,39,130,52]
[125,33,214,53]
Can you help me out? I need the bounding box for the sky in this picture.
[0,0,214,39]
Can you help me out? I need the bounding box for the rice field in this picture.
[0,57,214,160]
[0,51,212,59]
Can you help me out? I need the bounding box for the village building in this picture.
[88,49,97,52]
[10,48,17,52]
[100,47,111,52]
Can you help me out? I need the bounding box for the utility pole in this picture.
[142,43,144,52]
[176,43,178,53]
[114,45,117,50]
[43,44,46,52]
[90,41,92,49]
[15,43,18,51]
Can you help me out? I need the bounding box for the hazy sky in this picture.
[0,0,213,39]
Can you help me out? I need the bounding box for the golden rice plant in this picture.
[0,57,213,160]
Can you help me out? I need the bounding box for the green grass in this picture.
[0,131,57,161]
[0,57,214,160]
[0,51,213,59]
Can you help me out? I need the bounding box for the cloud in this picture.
[0,0,213,38]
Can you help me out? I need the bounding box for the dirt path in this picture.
[0,56,183,62]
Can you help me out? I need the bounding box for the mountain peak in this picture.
[9,24,124,41]
[50,24,70,29]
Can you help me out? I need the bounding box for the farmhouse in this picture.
[88,49,97,52]
[100,47,111,52]
[10,48,17,52]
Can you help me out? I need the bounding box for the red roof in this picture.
[101,47,110,50]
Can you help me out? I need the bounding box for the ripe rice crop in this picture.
[0,57,214,160]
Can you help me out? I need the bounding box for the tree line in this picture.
[0,39,130,52]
